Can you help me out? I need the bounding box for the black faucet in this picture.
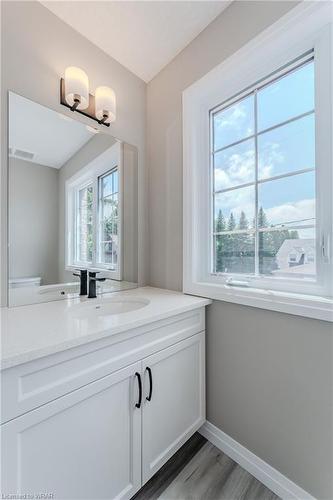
[73,269,88,295]
[88,271,106,299]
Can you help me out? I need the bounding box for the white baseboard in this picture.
[199,421,315,500]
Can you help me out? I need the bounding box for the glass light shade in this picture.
[95,86,116,123]
[64,66,89,110]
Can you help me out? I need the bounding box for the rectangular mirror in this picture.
[8,92,138,306]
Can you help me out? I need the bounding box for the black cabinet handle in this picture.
[145,367,153,402]
[135,372,142,408]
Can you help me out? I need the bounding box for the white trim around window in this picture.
[183,2,333,321]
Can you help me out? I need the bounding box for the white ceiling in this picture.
[9,93,95,169]
[41,1,231,82]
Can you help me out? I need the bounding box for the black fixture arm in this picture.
[70,94,81,111]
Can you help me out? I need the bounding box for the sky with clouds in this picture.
[213,61,315,233]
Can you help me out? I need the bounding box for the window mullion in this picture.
[254,90,259,276]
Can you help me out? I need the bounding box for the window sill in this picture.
[184,281,333,322]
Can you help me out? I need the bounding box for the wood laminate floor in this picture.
[133,434,280,500]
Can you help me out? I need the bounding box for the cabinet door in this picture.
[1,361,142,500]
[142,332,205,482]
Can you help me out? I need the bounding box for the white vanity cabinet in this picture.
[2,362,142,500]
[1,308,206,500]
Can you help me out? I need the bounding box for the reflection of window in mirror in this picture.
[98,169,119,270]
[66,142,122,280]
[76,182,93,264]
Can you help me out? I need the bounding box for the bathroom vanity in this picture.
[2,89,211,500]
[1,287,210,499]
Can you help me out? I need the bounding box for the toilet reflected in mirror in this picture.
[8,92,138,306]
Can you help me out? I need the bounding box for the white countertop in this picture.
[1,287,211,370]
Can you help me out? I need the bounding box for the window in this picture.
[67,143,122,280]
[76,183,93,264]
[183,3,333,321]
[212,59,316,282]
[97,169,119,270]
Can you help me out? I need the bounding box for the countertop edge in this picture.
[1,292,212,370]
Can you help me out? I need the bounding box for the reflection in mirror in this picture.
[8,92,138,306]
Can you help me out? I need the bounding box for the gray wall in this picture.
[147,1,333,498]
[1,0,148,306]
[207,302,333,499]
[9,158,59,285]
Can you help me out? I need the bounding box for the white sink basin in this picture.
[69,297,150,319]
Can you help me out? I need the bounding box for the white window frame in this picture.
[183,2,333,321]
[66,142,123,281]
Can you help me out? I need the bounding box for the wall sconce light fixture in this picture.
[95,86,116,125]
[60,66,116,127]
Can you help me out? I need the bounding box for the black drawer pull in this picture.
[135,372,142,408]
[146,367,153,402]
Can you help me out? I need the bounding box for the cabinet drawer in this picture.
[1,308,205,423]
